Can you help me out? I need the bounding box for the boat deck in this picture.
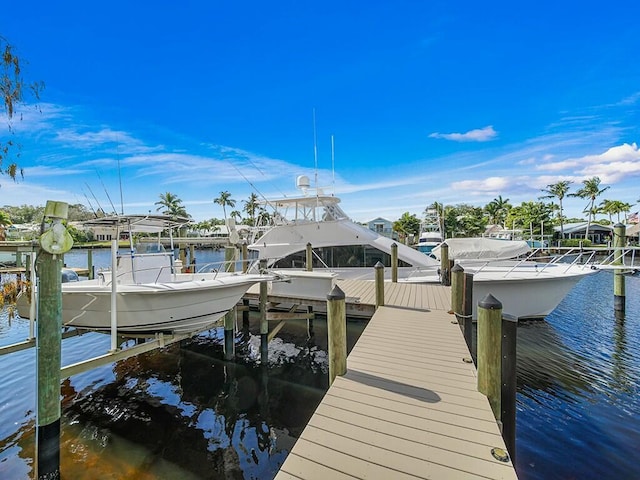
[275,305,517,479]
[245,278,451,316]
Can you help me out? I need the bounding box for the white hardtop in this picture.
[83,214,191,233]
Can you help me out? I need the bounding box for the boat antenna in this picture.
[312,108,318,191]
[331,134,335,196]
[96,169,118,215]
[117,140,125,214]
[85,183,105,215]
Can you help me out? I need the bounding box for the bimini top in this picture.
[82,214,191,233]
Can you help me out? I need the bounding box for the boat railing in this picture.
[454,247,598,278]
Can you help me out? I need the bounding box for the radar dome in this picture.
[296,175,311,191]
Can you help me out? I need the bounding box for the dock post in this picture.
[327,285,347,385]
[391,243,398,283]
[179,245,187,272]
[501,316,517,463]
[374,261,385,308]
[306,242,313,271]
[36,200,73,480]
[463,273,474,357]
[224,247,236,360]
[259,259,269,363]
[87,248,94,279]
[242,240,248,273]
[477,294,503,424]
[224,307,236,361]
[613,223,626,312]
[242,298,250,330]
[189,244,196,271]
[440,242,450,286]
[225,245,236,273]
[450,264,464,322]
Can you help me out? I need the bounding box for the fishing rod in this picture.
[96,170,118,215]
[85,183,105,215]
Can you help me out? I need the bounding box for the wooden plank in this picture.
[275,305,517,480]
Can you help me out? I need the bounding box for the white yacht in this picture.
[247,177,598,320]
[416,207,444,254]
[248,176,440,281]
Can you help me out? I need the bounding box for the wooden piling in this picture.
[440,242,450,286]
[37,248,63,480]
[327,285,347,385]
[501,316,517,463]
[463,272,474,357]
[36,200,73,480]
[613,223,626,312]
[306,242,313,271]
[87,248,94,279]
[259,259,268,363]
[224,306,235,361]
[225,245,236,273]
[374,261,385,308]
[391,242,398,283]
[189,244,195,271]
[450,264,464,321]
[224,246,237,359]
[242,240,248,273]
[477,294,503,424]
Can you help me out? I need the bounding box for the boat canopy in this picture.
[432,237,531,260]
[82,214,191,233]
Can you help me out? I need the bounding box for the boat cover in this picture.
[432,237,531,260]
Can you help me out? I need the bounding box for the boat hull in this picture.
[60,274,265,334]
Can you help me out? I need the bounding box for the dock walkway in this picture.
[274,295,517,478]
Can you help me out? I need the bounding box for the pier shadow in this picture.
[344,369,441,404]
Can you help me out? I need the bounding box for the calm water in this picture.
[1,249,640,479]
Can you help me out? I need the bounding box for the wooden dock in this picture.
[246,278,451,318]
[273,282,518,479]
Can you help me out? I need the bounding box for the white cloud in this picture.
[451,176,511,192]
[429,125,497,142]
[536,143,640,174]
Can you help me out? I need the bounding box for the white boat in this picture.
[25,215,276,334]
[248,176,440,281]
[418,237,598,319]
[416,207,443,254]
[248,177,597,320]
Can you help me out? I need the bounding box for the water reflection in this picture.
[0,307,365,479]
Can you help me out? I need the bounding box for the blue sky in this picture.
[1,1,639,223]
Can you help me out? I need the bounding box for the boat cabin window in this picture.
[272,245,412,269]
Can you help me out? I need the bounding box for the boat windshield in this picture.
[134,242,166,254]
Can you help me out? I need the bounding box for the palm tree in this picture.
[0,210,12,241]
[600,199,633,224]
[540,180,572,239]
[214,191,236,224]
[485,196,511,227]
[243,193,260,225]
[570,177,610,243]
[155,192,187,217]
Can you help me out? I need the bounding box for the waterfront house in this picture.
[554,222,613,244]
[366,217,398,240]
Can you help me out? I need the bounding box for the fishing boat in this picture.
[248,176,441,281]
[416,207,443,254]
[247,177,597,319]
[22,214,277,334]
